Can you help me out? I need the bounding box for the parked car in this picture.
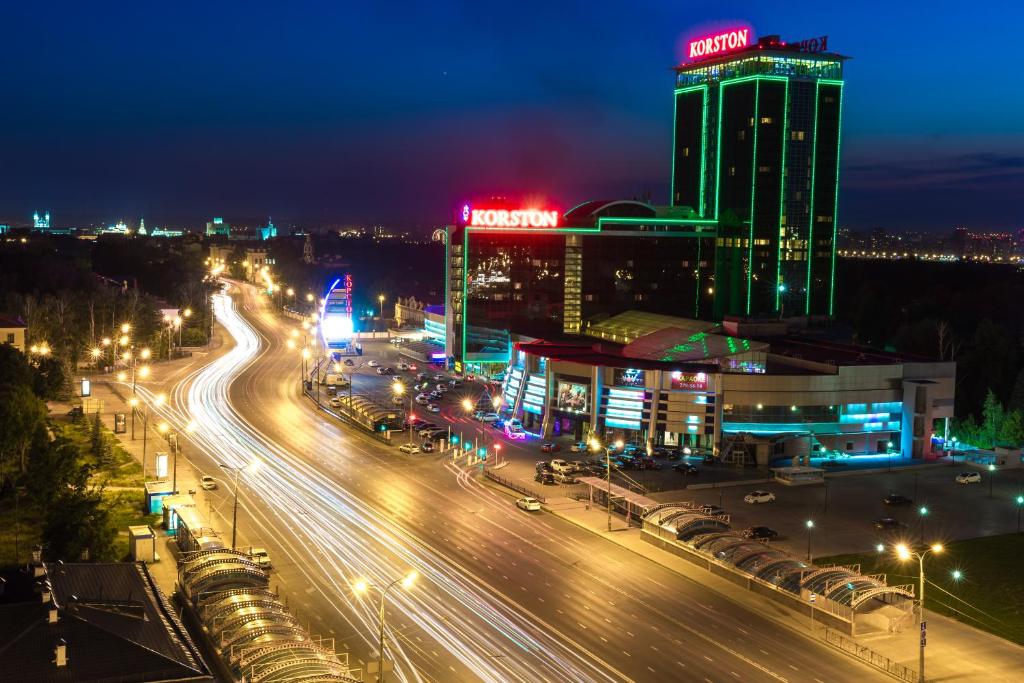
[742,526,779,540]
[534,471,556,485]
[516,496,542,512]
[569,460,587,472]
[433,373,445,381]
[874,517,906,531]
[883,493,914,506]
[344,358,354,366]
[250,547,272,570]
[391,396,404,406]
[329,397,343,407]
[435,383,448,393]
[399,443,421,455]
[570,441,589,453]
[416,372,428,381]
[504,423,526,440]
[956,471,981,484]
[419,441,435,452]
[535,460,553,473]
[552,472,577,485]
[376,367,389,375]
[397,362,410,371]
[448,379,462,388]
[474,411,499,422]
[415,394,429,405]
[67,406,84,419]
[541,442,561,453]
[427,403,441,413]
[367,360,379,367]
[549,459,573,474]
[701,505,727,516]
[200,475,217,491]
[428,391,442,400]
[412,422,436,431]
[673,463,699,475]
[743,490,776,504]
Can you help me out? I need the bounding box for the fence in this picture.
[302,387,393,445]
[483,469,546,503]
[823,627,917,682]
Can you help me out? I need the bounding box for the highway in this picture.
[141,281,885,682]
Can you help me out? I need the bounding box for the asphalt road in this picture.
[148,281,886,683]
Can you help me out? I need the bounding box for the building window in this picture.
[737,130,746,141]
[729,166,736,176]
[790,130,806,141]
[758,165,772,173]
[760,116,773,124]
[4,333,13,344]
[683,147,690,157]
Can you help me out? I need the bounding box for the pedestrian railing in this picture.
[483,469,546,503]
[823,627,917,682]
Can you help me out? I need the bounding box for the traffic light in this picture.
[463,441,472,451]
[451,435,459,445]
[477,447,486,458]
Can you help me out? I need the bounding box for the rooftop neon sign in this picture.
[688,28,751,60]
[463,204,559,229]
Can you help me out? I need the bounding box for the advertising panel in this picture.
[556,381,588,412]
[613,368,646,388]
[670,370,708,391]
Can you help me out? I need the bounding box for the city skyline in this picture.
[2,2,1021,231]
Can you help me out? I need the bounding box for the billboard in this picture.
[613,368,646,388]
[670,371,708,391]
[556,381,588,412]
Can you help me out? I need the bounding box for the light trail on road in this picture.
[140,290,630,683]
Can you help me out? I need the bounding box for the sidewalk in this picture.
[537,494,1023,683]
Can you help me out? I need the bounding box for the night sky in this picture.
[3,1,1021,232]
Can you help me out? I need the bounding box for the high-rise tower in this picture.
[672,30,846,319]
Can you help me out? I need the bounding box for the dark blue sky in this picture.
[2,1,1021,232]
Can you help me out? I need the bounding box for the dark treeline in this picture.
[834,258,1024,421]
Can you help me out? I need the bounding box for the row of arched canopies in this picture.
[179,548,360,682]
[644,504,914,612]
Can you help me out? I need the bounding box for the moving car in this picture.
[541,442,561,453]
[397,362,410,371]
[516,496,541,512]
[435,383,448,393]
[874,517,906,531]
[416,372,428,381]
[367,360,379,367]
[474,411,499,422]
[344,358,354,366]
[391,396,404,406]
[672,463,699,475]
[420,441,435,452]
[956,471,981,484]
[743,490,776,504]
[376,367,389,375]
[742,526,779,540]
[398,443,421,454]
[415,394,429,405]
[427,403,441,413]
[504,423,526,440]
[200,475,217,491]
[433,373,445,381]
[329,397,343,408]
[250,547,272,570]
[883,493,914,506]
[701,505,727,516]
[570,441,589,453]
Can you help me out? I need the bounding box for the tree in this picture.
[89,411,110,467]
[0,384,49,485]
[999,409,1024,447]
[42,488,116,562]
[32,356,68,400]
[980,390,1005,448]
[24,430,90,505]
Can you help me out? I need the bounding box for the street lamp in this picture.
[393,382,411,446]
[1016,495,1024,533]
[918,506,929,544]
[378,294,385,319]
[894,542,943,683]
[591,439,623,532]
[221,460,260,550]
[352,570,418,683]
[805,519,815,561]
[988,464,996,498]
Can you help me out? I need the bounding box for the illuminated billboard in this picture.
[613,368,645,388]
[670,371,708,391]
[687,28,752,60]
[556,381,588,412]
[461,203,559,229]
[321,275,355,347]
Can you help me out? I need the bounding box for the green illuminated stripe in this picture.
[670,91,678,206]
[806,81,821,315]
[700,86,708,216]
[829,82,845,316]
[466,226,600,234]
[747,79,760,316]
[775,80,790,311]
[461,228,468,363]
[596,216,716,226]
[694,235,702,318]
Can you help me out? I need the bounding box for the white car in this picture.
[549,459,573,474]
[427,403,441,413]
[330,397,343,407]
[516,496,541,512]
[744,490,776,504]
[415,394,429,405]
[570,441,589,453]
[956,471,981,484]
[433,374,445,381]
[200,475,217,491]
[398,444,421,454]
[435,383,448,393]
[397,362,410,371]
[475,411,499,422]
[391,396,404,406]
[367,360,379,367]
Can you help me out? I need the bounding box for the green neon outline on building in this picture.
[747,79,760,316]
[673,84,709,215]
[827,80,845,315]
[775,79,790,311]
[806,81,821,315]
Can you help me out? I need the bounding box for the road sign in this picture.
[809,593,816,603]
[920,621,927,633]
[920,634,926,647]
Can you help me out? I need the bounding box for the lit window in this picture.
[760,116,773,124]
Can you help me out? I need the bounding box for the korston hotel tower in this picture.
[673,29,846,319]
[445,28,847,373]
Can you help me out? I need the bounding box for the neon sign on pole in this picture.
[464,205,559,229]
[687,28,751,60]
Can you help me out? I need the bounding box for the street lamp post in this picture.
[1016,495,1023,533]
[805,519,815,561]
[919,506,929,544]
[591,439,623,532]
[378,294,385,321]
[221,461,259,550]
[988,464,996,498]
[894,542,943,683]
[141,393,166,480]
[353,571,418,683]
